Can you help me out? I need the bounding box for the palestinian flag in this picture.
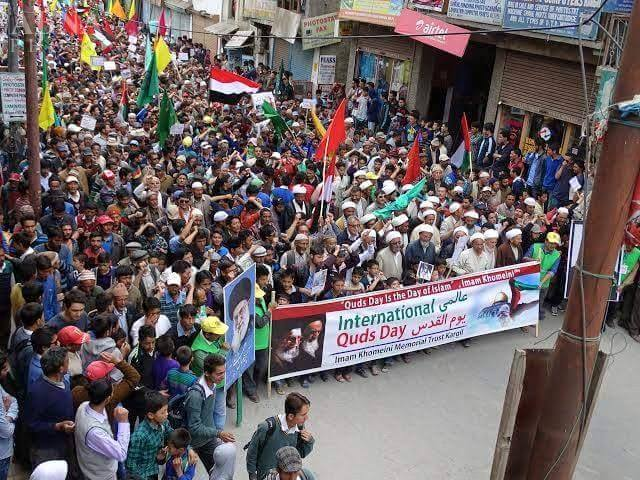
[209,67,259,104]
[451,112,472,172]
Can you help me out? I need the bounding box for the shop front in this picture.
[353,24,415,100]
[496,50,596,155]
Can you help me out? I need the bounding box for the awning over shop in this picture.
[225,30,254,49]
[163,0,191,13]
[204,20,245,35]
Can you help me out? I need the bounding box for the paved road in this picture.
[218,314,639,480]
[11,314,638,480]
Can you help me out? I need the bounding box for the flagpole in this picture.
[319,128,331,219]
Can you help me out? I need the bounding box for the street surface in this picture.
[9,314,639,480]
[223,314,639,480]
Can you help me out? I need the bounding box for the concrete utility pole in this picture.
[525,3,640,479]
[22,0,41,215]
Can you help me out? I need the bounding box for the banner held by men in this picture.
[269,262,541,381]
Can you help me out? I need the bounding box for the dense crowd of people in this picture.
[0,6,638,480]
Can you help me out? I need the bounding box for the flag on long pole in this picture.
[318,99,347,205]
[450,113,472,173]
[402,135,421,185]
[38,56,55,130]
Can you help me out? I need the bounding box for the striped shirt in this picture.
[166,368,198,399]
[159,290,186,328]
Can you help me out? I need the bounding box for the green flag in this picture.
[157,90,177,148]
[373,178,427,220]
[137,51,159,107]
[144,34,153,71]
[273,60,284,98]
[262,101,288,137]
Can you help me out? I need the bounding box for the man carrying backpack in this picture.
[246,392,315,480]
[183,353,236,479]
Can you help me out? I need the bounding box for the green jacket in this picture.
[191,332,226,387]
[531,243,561,288]
[255,297,271,351]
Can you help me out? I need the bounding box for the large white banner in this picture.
[269,262,540,381]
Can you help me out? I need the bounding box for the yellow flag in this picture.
[127,0,136,19]
[49,0,59,12]
[80,33,100,70]
[38,84,55,130]
[155,36,171,74]
[110,0,127,20]
[311,106,326,137]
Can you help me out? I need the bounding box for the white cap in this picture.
[361,213,376,224]
[557,207,569,215]
[401,184,413,192]
[449,202,462,213]
[454,226,468,235]
[294,233,309,242]
[479,171,490,178]
[484,229,499,240]
[253,246,267,257]
[166,272,181,286]
[398,147,408,155]
[291,122,300,127]
[342,201,357,211]
[423,209,437,218]
[464,210,479,219]
[345,117,354,124]
[359,180,373,190]
[386,231,402,242]
[391,214,409,227]
[470,232,485,243]
[292,185,307,195]
[354,170,367,178]
[524,197,537,206]
[419,200,434,209]
[414,224,434,235]
[453,186,464,194]
[271,152,281,159]
[382,184,396,195]
[439,154,450,162]
[191,181,203,189]
[482,186,492,192]
[213,211,229,222]
[427,196,440,204]
[65,176,79,183]
[506,228,523,240]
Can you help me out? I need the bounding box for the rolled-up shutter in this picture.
[288,40,314,81]
[500,51,596,125]
[356,23,413,61]
[272,38,290,70]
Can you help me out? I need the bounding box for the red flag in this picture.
[103,21,115,39]
[402,136,421,185]
[125,19,138,36]
[315,99,347,161]
[318,100,348,202]
[63,8,84,37]
[158,9,167,36]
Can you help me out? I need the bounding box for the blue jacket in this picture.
[26,376,74,453]
[404,240,436,270]
[35,273,60,322]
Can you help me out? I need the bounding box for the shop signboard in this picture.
[318,55,336,85]
[0,73,26,122]
[603,0,634,13]
[243,0,277,22]
[503,0,601,40]
[338,0,404,27]
[447,0,505,25]
[394,8,471,58]
[302,12,340,50]
[409,0,445,13]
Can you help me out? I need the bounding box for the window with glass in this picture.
[357,51,411,99]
